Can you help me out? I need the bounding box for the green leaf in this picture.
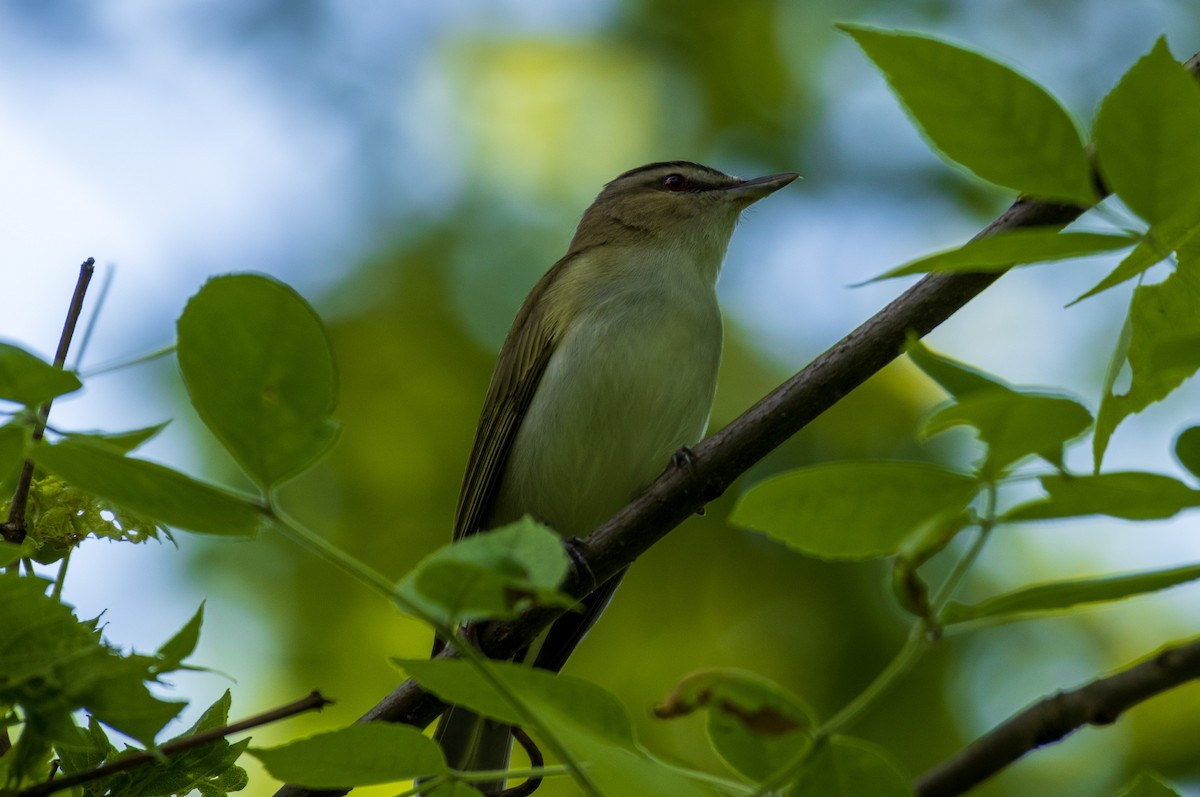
[0,421,29,495]
[1093,252,1200,467]
[0,341,82,406]
[396,517,573,624]
[653,669,814,782]
[1004,472,1200,522]
[1094,39,1200,226]
[397,658,635,746]
[788,736,913,797]
[1175,426,1200,480]
[32,439,264,537]
[731,462,978,560]
[906,339,1009,398]
[922,390,1093,478]
[874,230,1133,280]
[157,602,205,671]
[77,656,188,746]
[1074,219,1200,302]
[1116,770,1184,797]
[250,723,446,787]
[55,716,116,777]
[839,25,1092,204]
[0,578,185,755]
[943,562,1200,624]
[177,274,340,490]
[62,422,170,454]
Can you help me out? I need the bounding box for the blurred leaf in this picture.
[0,341,81,406]
[177,274,340,490]
[922,390,1093,478]
[250,723,446,787]
[1093,252,1200,466]
[787,736,913,796]
[157,602,205,672]
[0,538,37,568]
[1116,771,1184,797]
[731,462,978,560]
[63,422,170,454]
[0,421,29,495]
[55,716,116,779]
[74,655,188,747]
[839,25,1092,204]
[397,658,634,746]
[906,339,1009,398]
[1094,39,1200,226]
[396,517,573,624]
[32,439,263,537]
[874,230,1133,279]
[654,669,814,782]
[943,562,1200,624]
[1175,426,1200,480]
[1004,472,1200,522]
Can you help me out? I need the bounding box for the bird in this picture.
[432,161,797,793]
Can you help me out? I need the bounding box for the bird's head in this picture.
[569,161,798,258]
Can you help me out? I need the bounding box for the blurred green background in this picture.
[4,1,1200,795]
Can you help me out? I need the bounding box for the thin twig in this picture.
[2,258,95,544]
[913,639,1200,797]
[16,691,333,797]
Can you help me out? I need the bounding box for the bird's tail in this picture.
[431,706,514,793]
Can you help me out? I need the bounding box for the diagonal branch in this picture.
[273,48,1200,797]
[914,638,1200,797]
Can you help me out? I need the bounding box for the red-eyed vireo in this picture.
[433,161,797,790]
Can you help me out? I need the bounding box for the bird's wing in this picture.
[452,254,578,541]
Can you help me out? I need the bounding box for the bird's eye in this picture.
[662,174,687,192]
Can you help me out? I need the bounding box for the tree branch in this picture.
[2,257,95,544]
[914,638,1200,797]
[273,48,1200,797]
[18,690,332,797]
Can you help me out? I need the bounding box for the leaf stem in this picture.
[79,343,177,378]
[51,549,71,600]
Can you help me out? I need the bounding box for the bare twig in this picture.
[17,691,332,797]
[272,48,1200,797]
[2,258,95,544]
[914,639,1200,797]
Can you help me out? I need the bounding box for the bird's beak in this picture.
[724,172,800,203]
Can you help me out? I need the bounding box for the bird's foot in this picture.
[670,445,706,516]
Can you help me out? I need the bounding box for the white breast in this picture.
[489,275,722,537]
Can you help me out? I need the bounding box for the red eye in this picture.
[662,174,687,191]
